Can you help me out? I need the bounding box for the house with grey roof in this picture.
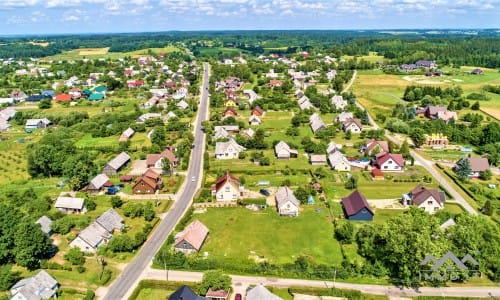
[331,95,347,110]
[25,118,51,132]
[275,186,300,217]
[70,208,123,253]
[215,139,246,160]
[87,173,112,194]
[327,141,342,154]
[35,216,53,236]
[309,113,326,133]
[55,196,86,214]
[335,111,353,123]
[0,107,17,121]
[298,95,314,110]
[119,127,135,142]
[212,126,230,140]
[248,115,262,126]
[328,151,351,171]
[274,141,298,160]
[136,113,162,123]
[10,270,58,300]
[246,284,282,300]
[103,152,131,175]
[177,100,189,110]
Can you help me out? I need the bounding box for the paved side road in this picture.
[344,70,477,215]
[142,268,500,298]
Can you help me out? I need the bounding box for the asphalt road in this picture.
[101,63,211,300]
[346,70,477,215]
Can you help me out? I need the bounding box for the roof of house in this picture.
[365,139,389,154]
[409,185,445,205]
[77,222,111,248]
[440,218,456,230]
[88,93,104,100]
[371,168,384,177]
[309,113,326,133]
[252,105,265,115]
[298,95,314,110]
[55,93,71,101]
[331,95,347,108]
[275,186,300,208]
[213,126,230,140]
[55,196,85,210]
[35,216,52,235]
[310,154,327,163]
[89,173,110,189]
[11,270,58,300]
[206,289,230,298]
[214,171,240,192]
[341,190,373,216]
[121,127,135,138]
[143,168,161,180]
[174,220,209,251]
[425,105,448,116]
[177,100,189,109]
[107,152,131,170]
[249,115,261,124]
[467,157,490,172]
[246,284,283,300]
[376,153,404,167]
[0,107,17,120]
[96,208,124,232]
[275,141,298,156]
[161,148,178,163]
[215,139,246,155]
[343,118,362,129]
[328,151,349,167]
[134,175,158,191]
[326,141,342,154]
[169,285,208,300]
[222,106,238,116]
[336,111,353,121]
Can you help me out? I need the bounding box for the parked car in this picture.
[259,189,270,196]
[234,294,242,300]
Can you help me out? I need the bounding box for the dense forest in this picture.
[0,30,498,67]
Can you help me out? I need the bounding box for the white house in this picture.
[309,113,326,133]
[215,139,246,159]
[402,185,445,214]
[335,111,353,123]
[10,271,58,300]
[275,186,300,217]
[211,172,242,201]
[342,118,362,133]
[248,115,262,126]
[328,151,351,171]
[274,141,298,159]
[55,196,86,214]
[375,153,404,171]
[331,95,347,110]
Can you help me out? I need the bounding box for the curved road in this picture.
[101,62,211,300]
[346,70,476,214]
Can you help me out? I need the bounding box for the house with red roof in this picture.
[268,79,283,88]
[222,106,238,118]
[132,169,162,194]
[375,153,404,172]
[251,106,265,117]
[362,139,389,156]
[341,190,374,221]
[55,93,71,102]
[402,185,445,214]
[174,220,209,254]
[211,172,242,201]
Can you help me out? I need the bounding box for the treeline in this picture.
[403,85,463,102]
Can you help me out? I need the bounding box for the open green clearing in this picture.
[42,45,182,61]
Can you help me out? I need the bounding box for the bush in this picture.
[77,266,86,273]
[110,196,123,208]
[98,269,112,285]
[85,290,95,300]
[64,247,85,266]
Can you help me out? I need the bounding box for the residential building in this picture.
[420,105,457,122]
[146,148,178,169]
[133,169,163,194]
[326,141,342,154]
[456,157,490,178]
[331,95,347,110]
[328,151,351,171]
[275,186,300,217]
[251,106,265,117]
[243,89,261,104]
[10,270,58,300]
[211,172,242,201]
[309,113,326,133]
[402,185,445,214]
[119,127,135,142]
[375,153,404,172]
[87,174,112,194]
[342,118,362,133]
[35,216,53,236]
[102,152,131,175]
[246,284,282,300]
[25,118,51,132]
[0,107,17,121]
[215,139,246,159]
[248,115,262,126]
[55,196,86,214]
[274,141,298,159]
[298,95,314,110]
[174,220,209,254]
[415,60,437,69]
[335,111,353,123]
[341,190,374,221]
[136,113,162,123]
[310,154,327,165]
[424,133,449,148]
[362,139,389,156]
[169,285,208,300]
[222,106,238,118]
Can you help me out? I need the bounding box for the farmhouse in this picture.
[133,169,163,194]
[342,118,362,133]
[341,190,374,221]
[87,173,112,194]
[309,113,326,133]
[274,141,298,159]
[103,152,131,175]
[55,196,86,214]
[248,115,262,125]
[10,270,58,300]
[402,185,445,214]
[331,95,347,110]
[119,127,135,142]
[215,139,246,159]
[375,153,404,172]
[174,220,209,254]
[275,186,300,217]
[328,151,351,171]
[211,172,242,201]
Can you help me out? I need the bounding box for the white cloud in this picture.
[63,15,79,21]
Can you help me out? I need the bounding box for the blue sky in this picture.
[0,0,498,35]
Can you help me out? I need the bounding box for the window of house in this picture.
[428,200,433,205]
[388,160,392,164]
[383,166,388,169]
[225,186,230,192]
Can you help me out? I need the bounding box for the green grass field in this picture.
[42,45,182,61]
[191,205,343,265]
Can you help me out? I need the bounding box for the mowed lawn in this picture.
[193,206,343,265]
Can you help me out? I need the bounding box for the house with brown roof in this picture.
[251,106,265,117]
[342,118,362,133]
[206,289,230,300]
[362,139,389,156]
[341,190,374,221]
[146,148,178,169]
[133,169,162,194]
[268,79,283,88]
[222,106,238,118]
[422,105,457,122]
[402,185,445,214]
[375,153,404,172]
[456,157,490,178]
[174,220,209,254]
[211,172,242,201]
